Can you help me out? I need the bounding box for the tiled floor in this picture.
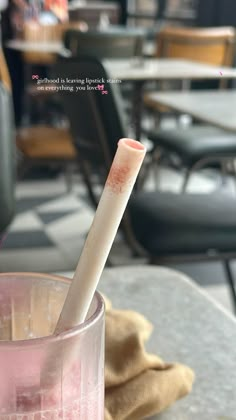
[0,166,235,314]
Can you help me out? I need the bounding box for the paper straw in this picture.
[54,138,146,333]
[40,138,146,391]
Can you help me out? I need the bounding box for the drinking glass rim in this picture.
[0,272,105,347]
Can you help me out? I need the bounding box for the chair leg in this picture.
[223,260,236,314]
[152,148,163,190]
[230,158,236,194]
[64,164,73,193]
[136,148,161,191]
[181,168,192,193]
[79,159,99,209]
[17,158,31,180]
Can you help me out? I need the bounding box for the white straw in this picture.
[54,138,146,333]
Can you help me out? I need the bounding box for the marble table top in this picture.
[145,89,236,133]
[68,0,118,10]
[103,58,236,82]
[6,44,236,86]
[63,265,236,420]
[5,40,69,55]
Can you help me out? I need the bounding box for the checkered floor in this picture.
[0,166,235,314]
[0,172,136,272]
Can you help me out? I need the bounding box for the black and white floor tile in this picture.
[0,167,235,314]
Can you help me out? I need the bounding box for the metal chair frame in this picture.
[77,94,236,312]
[151,25,236,189]
[56,57,236,312]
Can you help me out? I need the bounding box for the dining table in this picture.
[5,39,69,56]
[144,89,236,134]
[62,265,236,420]
[6,37,236,139]
[103,58,236,139]
[103,58,236,82]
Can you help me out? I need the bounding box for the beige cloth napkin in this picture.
[103,297,195,420]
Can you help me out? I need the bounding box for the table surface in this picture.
[64,265,236,420]
[68,0,118,10]
[5,39,154,57]
[103,58,236,81]
[5,39,65,53]
[4,46,236,83]
[145,89,236,133]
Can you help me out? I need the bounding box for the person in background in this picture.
[1,0,69,126]
[1,0,28,126]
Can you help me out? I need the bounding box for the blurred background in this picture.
[1,0,236,315]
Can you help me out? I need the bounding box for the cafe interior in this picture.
[1,0,236,315]
[1,0,236,417]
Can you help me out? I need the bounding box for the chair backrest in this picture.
[22,21,88,64]
[53,57,128,173]
[64,29,144,58]
[0,48,11,91]
[156,26,236,66]
[53,56,143,252]
[0,81,15,233]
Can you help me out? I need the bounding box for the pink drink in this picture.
[0,273,104,419]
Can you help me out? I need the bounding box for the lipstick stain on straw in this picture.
[106,165,131,194]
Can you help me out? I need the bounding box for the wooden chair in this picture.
[156,26,235,67]
[21,20,88,136]
[16,125,77,192]
[148,26,236,190]
[53,56,236,311]
[22,21,88,65]
[0,48,77,190]
[156,24,235,93]
[22,20,88,111]
[156,26,236,90]
[0,48,12,91]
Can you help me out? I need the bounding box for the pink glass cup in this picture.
[0,272,105,419]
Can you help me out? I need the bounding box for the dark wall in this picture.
[217,0,236,26]
[118,0,128,24]
[116,0,166,24]
[197,0,236,27]
[157,0,166,18]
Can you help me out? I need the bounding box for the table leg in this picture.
[22,61,32,125]
[132,81,144,141]
[181,79,191,90]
